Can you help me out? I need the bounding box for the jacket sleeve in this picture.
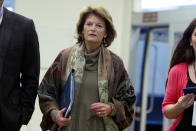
[110,55,136,130]
[162,66,181,118]
[38,51,63,130]
[20,20,40,125]
[38,47,71,130]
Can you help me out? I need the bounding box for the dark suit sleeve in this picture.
[20,20,40,125]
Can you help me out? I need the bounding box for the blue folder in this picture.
[59,69,75,118]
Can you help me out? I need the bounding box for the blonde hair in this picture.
[76,6,116,47]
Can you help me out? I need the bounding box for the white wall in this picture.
[13,0,133,130]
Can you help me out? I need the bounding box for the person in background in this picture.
[0,0,40,130]
[38,6,136,131]
[162,18,196,131]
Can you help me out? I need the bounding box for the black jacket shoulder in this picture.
[3,7,33,26]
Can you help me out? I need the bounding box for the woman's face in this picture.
[191,27,196,50]
[82,14,107,51]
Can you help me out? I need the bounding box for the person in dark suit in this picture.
[0,0,40,130]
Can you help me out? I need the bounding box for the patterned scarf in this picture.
[65,43,118,131]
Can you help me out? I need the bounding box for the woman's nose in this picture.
[90,24,96,30]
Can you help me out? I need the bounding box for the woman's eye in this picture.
[86,23,92,26]
[97,24,103,28]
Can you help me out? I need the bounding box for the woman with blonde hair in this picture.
[38,6,135,131]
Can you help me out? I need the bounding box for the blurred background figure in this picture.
[162,18,196,131]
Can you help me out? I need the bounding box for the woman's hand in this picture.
[56,108,71,127]
[164,93,195,119]
[177,93,195,109]
[90,102,111,117]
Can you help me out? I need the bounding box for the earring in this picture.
[103,38,108,47]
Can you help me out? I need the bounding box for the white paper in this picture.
[192,101,196,126]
